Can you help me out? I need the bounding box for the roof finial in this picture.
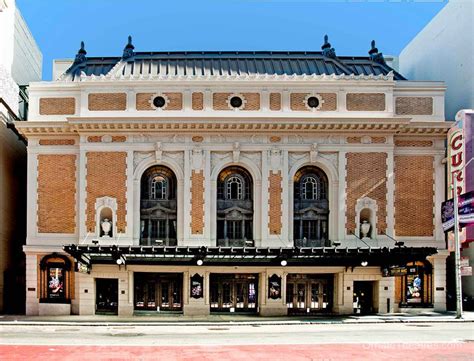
[321,34,336,58]
[74,41,87,64]
[368,40,385,64]
[122,35,135,59]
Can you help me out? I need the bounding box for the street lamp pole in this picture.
[452,176,463,319]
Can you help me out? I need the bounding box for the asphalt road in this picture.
[0,322,472,360]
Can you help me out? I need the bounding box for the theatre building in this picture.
[17,37,451,316]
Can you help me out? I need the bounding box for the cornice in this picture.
[15,118,451,137]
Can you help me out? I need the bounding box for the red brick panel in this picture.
[37,155,76,233]
[190,170,205,234]
[268,171,282,235]
[345,153,387,235]
[86,152,127,232]
[394,156,434,237]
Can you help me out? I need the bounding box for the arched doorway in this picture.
[140,165,177,246]
[216,166,254,246]
[293,166,329,247]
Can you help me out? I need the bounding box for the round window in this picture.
[307,96,320,109]
[230,96,243,109]
[153,96,166,108]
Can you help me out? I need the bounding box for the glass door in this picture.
[210,274,258,312]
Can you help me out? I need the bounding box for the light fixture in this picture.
[196,259,204,266]
[361,261,368,267]
[280,259,288,267]
[116,258,123,265]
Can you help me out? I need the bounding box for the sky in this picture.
[16,0,448,81]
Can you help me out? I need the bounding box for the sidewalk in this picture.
[0,311,473,326]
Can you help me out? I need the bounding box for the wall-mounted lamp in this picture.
[280,259,288,267]
[361,261,368,267]
[196,259,204,266]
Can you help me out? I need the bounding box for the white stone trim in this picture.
[132,152,185,244]
[210,154,262,244]
[148,93,170,110]
[226,93,247,111]
[303,93,325,111]
[354,197,378,239]
[94,196,118,239]
[287,152,339,243]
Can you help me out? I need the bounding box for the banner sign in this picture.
[447,125,465,198]
[442,190,474,233]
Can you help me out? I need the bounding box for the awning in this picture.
[63,244,437,270]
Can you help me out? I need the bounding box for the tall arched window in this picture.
[293,166,329,247]
[140,165,177,246]
[217,166,253,246]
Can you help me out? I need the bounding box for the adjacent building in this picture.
[0,0,42,313]
[17,36,450,317]
[400,0,474,307]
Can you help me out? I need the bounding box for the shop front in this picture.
[210,273,258,313]
[286,274,333,314]
[63,244,438,317]
[134,272,183,312]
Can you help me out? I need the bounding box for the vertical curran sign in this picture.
[447,125,465,198]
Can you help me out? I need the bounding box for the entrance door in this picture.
[210,274,258,312]
[353,281,375,314]
[96,278,118,315]
[286,274,332,313]
[134,273,183,312]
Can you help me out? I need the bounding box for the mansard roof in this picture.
[62,51,406,81]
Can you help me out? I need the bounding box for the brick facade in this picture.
[136,92,183,111]
[212,93,260,111]
[345,153,387,235]
[38,139,75,146]
[394,156,434,237]
[269,93,281,111]
[85,152,127,233]
[268,171,282,235]
[37,154,76,233]
[39,97,75,115]
[190,170,205,234]
[394,139,433,147]
[395,97,433,115]
[192,92,204,111]
[346,93,385,111]
[88,93,127,111]
[290,93,337,111]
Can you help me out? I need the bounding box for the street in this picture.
[0,322,473,360]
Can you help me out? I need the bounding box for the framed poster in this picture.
[268,274,281,300]
[47,266,65,300]
[190,274,204,299]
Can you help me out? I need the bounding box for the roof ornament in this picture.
[122,35,135,60]
[73,41,87,64]
[321,34,336,58]
[368,40,386,64]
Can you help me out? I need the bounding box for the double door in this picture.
[134,273,182,311]
[286,275,331,313]
[210,274,258,312]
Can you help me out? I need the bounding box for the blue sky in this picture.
[17,0,447,80]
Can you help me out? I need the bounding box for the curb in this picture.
[0,318,472,327]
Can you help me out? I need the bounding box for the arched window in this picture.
[226,175,244,200]
[301,176,319,200]
[293,166,329,247]
[140,165,177,246]
[217,166,254,246]
[151,175,167,200]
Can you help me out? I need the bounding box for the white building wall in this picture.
[399,0,474,121]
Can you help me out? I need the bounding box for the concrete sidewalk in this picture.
[0,311,473,326]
